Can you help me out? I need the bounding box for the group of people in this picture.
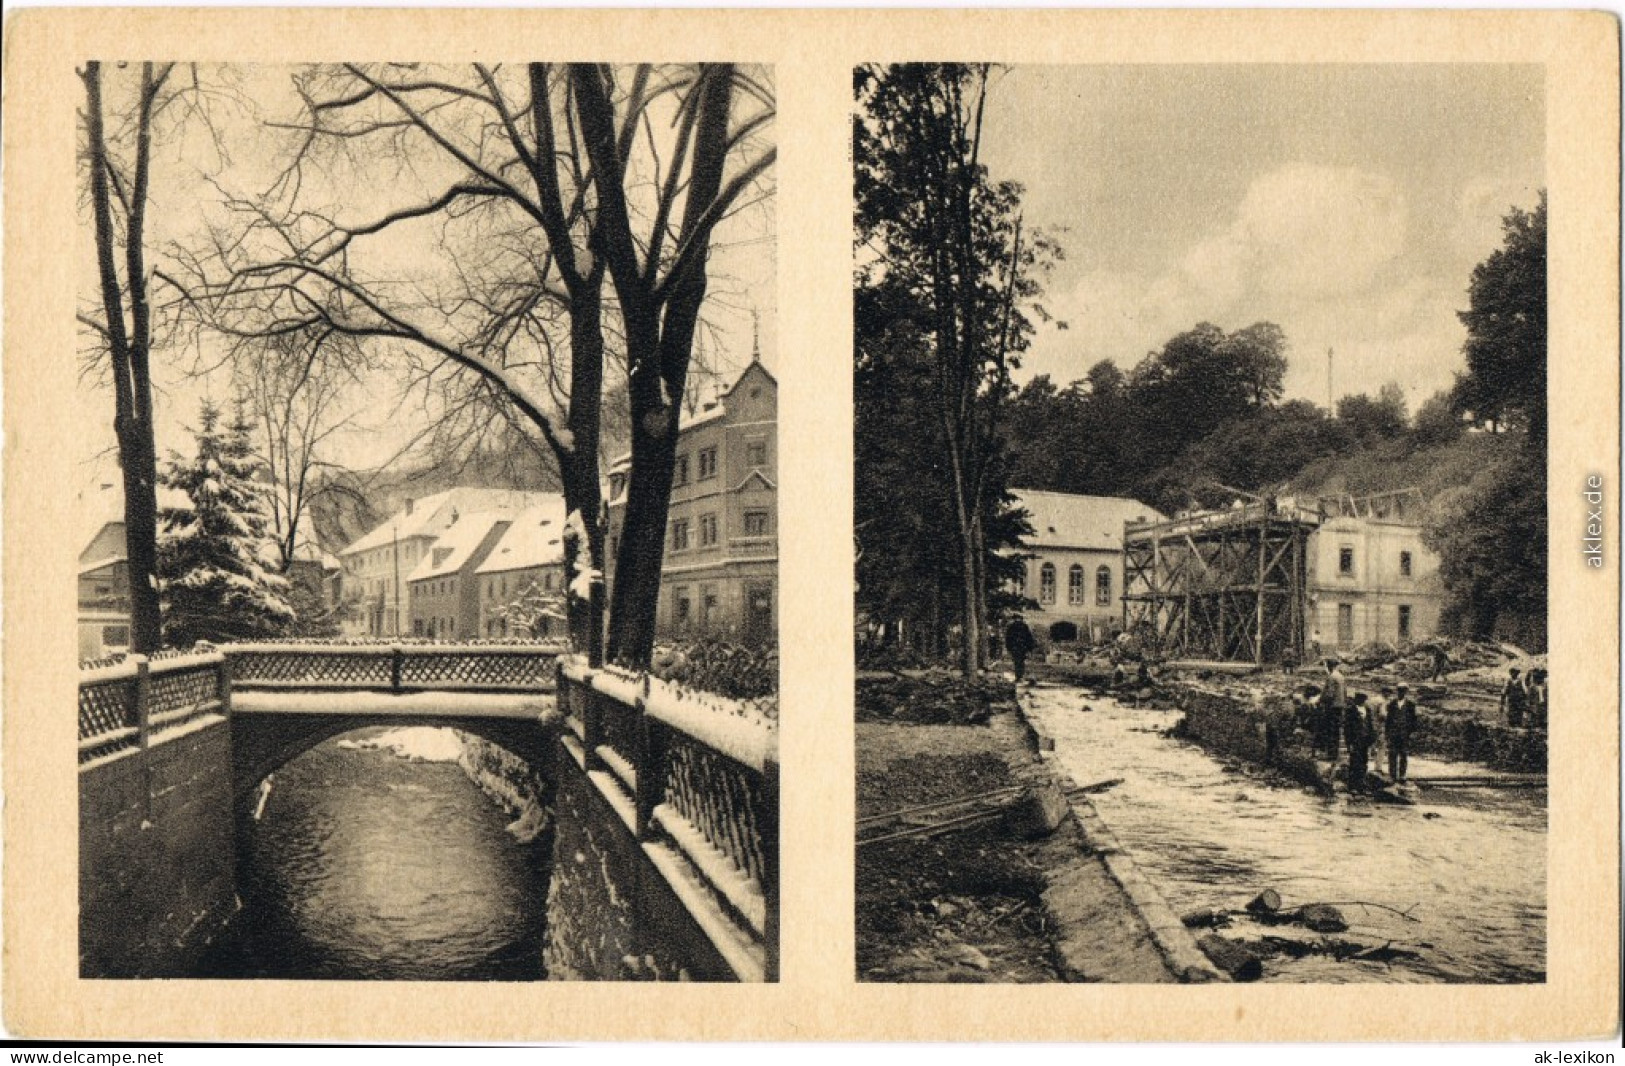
[1288,657,1419,790]
[1499,666,1549,731]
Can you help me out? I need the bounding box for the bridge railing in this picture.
[558,659,779,981]
[224,642,563,694]
[79,651,229,765]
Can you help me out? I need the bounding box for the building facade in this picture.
[474,498,569,639]
[1307,515,1444,651]
[606,360,777,644]
[338,487,545,636]
[1008,489,1165,645]
[78,520,132,660]
[405,512,512,639]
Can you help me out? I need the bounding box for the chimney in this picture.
[404,498,415,516]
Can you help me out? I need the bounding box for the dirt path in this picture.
[856,707,1182,983]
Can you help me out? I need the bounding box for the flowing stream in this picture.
[1025,685,1546,983]
[201,728,550,980]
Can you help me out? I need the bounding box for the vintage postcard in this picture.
[2,6,1619,1045]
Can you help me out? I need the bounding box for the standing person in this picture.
[1344,692,1373,792]
[1004,615,1036,685]
[1430,645,1452,681]
[1318,657,1348,760]
[1500,667,1528,728]
[1385,684,1418,783]
[1527,669,1549,731]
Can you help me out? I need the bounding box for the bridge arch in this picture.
[231,713,558,805]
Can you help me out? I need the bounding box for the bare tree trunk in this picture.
[84,61,164,654]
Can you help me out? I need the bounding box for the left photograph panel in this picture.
[75,62,778,982]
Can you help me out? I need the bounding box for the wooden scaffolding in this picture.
[1122,500,1322,665]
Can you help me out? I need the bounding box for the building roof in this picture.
[404,511,512,584]
[609,360,777,468]
[1011,489,1165,552]
[474,496,569,575]
[342,487,548,556]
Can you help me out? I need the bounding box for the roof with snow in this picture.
[1011,489,1165,552]
[404,511,513,585]
[474,496,569,575]
[342,487,549,557]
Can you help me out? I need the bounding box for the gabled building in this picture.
[78,519,132,660]
[1008,489,1166,645]
[473,497,569,639]
[605,358,777,643]
[1306,497,1445,651]
[338,487,547,636]
[405,511,513,640]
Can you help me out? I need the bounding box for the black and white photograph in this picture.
[855,62,1547,984]
[74,61,779,982]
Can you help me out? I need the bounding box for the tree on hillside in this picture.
[855,63,1060,675]
[1336,383,1408,444]
[1412,389,1465,448]
[1454,192,1547,447]
[158,400,294,646]
[182,63,774,668]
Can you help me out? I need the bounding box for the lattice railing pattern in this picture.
[148,664,222,720]
[663,730,768,886]
[229,651,392,688]
[78,678,138,763]
[399,650,555,691]
[595,693,642,780]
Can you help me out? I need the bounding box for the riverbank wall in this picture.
[1168,680,1546,775]
[1014,698,1225,983]
[79,716,239,977]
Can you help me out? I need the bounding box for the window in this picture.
[1068,565,1085,605]
[698,447,718,479]
[673,455,689,487]
[1398,604,1413,640]
[700,513,719,546]
[701,585,718,625]
[102,625,129,647]
[1014,565,1027,595]
[1096,565,1113,607]
[746,439,767,467]
[1337,603,1354,645]
[1339,546,1355,575]
[676,587,692,626]
[413,619,423,637]
[671,519,690,551]
[544,572,555,591]
[744,509,770,536]
[1039,563,1056,605]
[1399,551,1413,578]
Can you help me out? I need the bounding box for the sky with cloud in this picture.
[978,64,1543,410]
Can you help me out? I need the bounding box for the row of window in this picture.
[1019,563,1114,607]
[1337,546,1414,578]
[671,439,769,488]
[1332,602,1414,642]
[670,509,771,550]
[412,617,456,638]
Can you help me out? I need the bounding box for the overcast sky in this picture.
[977,64,1544,408]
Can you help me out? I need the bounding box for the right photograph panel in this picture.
[854,63,1547,984]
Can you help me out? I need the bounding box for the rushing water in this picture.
[201,729,550,980]
[1025,686,1546,983]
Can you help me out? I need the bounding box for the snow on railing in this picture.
[78,653,228,765]
[556,657,778,980]
[225,642,562,693]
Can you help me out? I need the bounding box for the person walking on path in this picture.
[1430,645,1452,681]
[1500,667,1528,728]
[1004,615,1036,685]
[1385,684,1418,783]
[1344,691,1374,792]
[1527,669,1548,731]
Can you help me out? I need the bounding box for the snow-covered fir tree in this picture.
[157,400,294,647]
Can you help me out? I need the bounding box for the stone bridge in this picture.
[77,642,778,983]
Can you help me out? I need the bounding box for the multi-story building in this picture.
[405,511,513,639]
[473,497,569,639]
[338,487,544,636]
[605,358,777,643]
[1307,514,1444,651]
[1008,489,1165,645]
[78,519,132,660]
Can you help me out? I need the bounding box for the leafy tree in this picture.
[1412,389,1465,448]
[158,400,294,646]
[1424,454,1546,647]
[1336,382,1409,443]
[1454,192,1547,447]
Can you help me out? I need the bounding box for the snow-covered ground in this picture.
[336,726,465,763]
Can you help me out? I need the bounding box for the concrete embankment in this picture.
[1168,679,1547,776]
[1012,696,1224,983]
[857,671,1219,983]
